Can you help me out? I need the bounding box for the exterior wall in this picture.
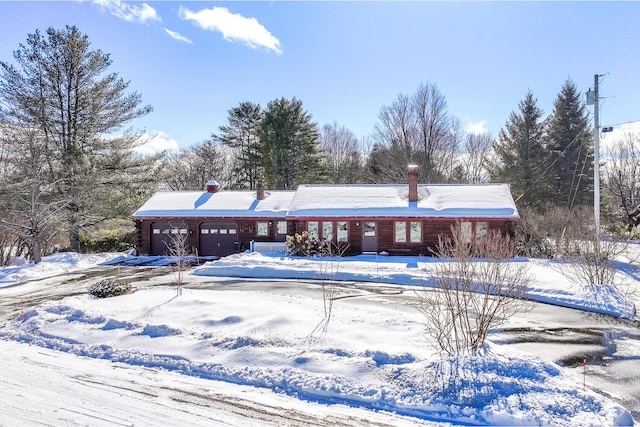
[135,217,517,257]
[135,217,289,257]
[289,218,516,257]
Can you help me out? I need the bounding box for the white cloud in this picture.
[90,0,160,24]
[133,131,180,156]
[467,120,489,135]
[164,28,192,44]
[179,6,282,54]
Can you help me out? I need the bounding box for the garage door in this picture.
[150,222,188,256]
[199,222,238,256]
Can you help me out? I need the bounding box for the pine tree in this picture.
[491,91,549,211]
[547,80,594,208]
[257,97,326,190]
[213,101,263,190]
[0,26,153,251]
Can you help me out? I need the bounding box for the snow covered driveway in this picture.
[0,256,637,425]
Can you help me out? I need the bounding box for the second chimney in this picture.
[256,182,265,200]
[408,165,419,203]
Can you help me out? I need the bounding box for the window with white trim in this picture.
[322,221,333,241]
[410,221,422,243]
[337,221,348,242]
[394,221,407,243]
[277,221,287,235]
[476,221,488,240]
[307,221,319,240]
[460,221,472,243]
[257,222,269,236]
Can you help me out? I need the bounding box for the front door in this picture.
[362,221,377,252]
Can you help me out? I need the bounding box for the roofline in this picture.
[133,215,520,221]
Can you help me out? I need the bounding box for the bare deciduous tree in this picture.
[417,226,531,354]
[369,83,457,183]
[455,131,494,184]
[0,125,68,263]
[162,140,234,191]
[164,223,192,296]
[604,130,640,231]
[319,122,365,183]
[309,242,350,342]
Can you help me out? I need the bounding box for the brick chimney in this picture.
[206,179,220,193]
[256,182,265,200]
[408,165,419,203]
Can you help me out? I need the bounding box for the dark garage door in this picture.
[150,222,188,256]
[199,222,238,257]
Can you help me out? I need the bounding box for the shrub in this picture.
[88,278,132,298]
[80,229,135,253]
[417,225,532,355]
[286,231,324,256]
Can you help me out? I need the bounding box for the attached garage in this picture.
[133,182,295,257]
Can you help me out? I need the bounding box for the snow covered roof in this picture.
[132,184,519,220]
[132,190,296,219]
[286,184,519,219]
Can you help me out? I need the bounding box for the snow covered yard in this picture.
[0,250,638,425]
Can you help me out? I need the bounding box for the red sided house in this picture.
[132,171,520,257]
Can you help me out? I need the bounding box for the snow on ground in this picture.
[193,251,638,319]
[0,250,638,426]
[0,252,119,287]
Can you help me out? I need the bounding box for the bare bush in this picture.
[417,226,532,355]
[513,208,556,258]
[556,236,637,314]
[309,241,349,342]
[164,224,192,296]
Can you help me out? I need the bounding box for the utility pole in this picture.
[587,74,601,246]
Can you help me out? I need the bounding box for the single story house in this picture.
[132,168,519,257]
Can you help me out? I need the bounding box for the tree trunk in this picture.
[31,237,42,264]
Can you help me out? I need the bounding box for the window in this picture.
[337,221,348,242]
[307,221,319,240]
[460,221,472,243]
[395,221,422,243]
[363,221,376,237]
[229,228,237,235]
[395,221,407,243]
[277,221,287,235]
[322,221,333,241]
[153,229,160,234]
[257,222,269,236]
[410,221,422,243]
[476,222,488,240]
[201,228,209,234]
[220,228,228,234]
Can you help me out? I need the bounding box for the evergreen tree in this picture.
[0,26,153,251]
[547,80,594,208]
[257,97,326,190]
[491,91,549,211]
[213,101,263,190]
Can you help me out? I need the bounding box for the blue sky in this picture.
[2,1,640,153]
